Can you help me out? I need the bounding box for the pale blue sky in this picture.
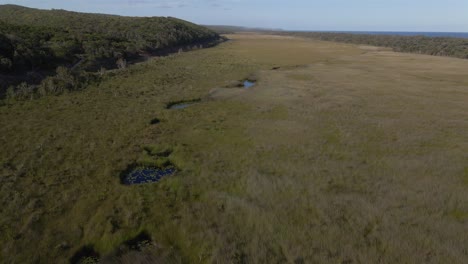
[2,0,468,32]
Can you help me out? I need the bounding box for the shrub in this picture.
[6,86,15,100]
[116,58,127,69]
[7,82,36,100]
[0,57,12,72]
[37,66,76,96]
[99,67,106,76]
[55,66,75,88]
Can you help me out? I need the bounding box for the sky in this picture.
[1,0,468,32]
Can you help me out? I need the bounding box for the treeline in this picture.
[206,25,284,35]
[275,31,468,59]
[0,4,222,100]
[205,25,251,34]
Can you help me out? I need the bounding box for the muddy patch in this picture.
[99,231,175,263]
[150,118,161,125]
[70,245,100,264]
[122,231,153,252]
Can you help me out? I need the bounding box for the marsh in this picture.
[1,30,467,264]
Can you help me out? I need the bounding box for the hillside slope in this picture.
[0,5,222,97]
[0,4,219,48]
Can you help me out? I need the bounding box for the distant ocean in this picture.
[329,31,468,39]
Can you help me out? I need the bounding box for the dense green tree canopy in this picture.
[0,4,221,98]
[0,4,220,71]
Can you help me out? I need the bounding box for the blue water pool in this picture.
[169,103,192,109]
[244,80,255,89]
[122,167,176,185]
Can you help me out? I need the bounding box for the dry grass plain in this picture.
[1,34,467,263]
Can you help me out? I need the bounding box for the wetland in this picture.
[1,33,468,263]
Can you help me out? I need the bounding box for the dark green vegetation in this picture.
[276,31,468,59]
[0,5,222,99]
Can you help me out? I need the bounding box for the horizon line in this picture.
[2,4,467,34]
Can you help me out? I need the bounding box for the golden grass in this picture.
[1,34,468,263]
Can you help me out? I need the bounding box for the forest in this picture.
[276,31,468,59]
[0,5,222,99]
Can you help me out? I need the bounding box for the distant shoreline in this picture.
[207,25,468,39]
[273,31,468,60]
[288,31,468,39]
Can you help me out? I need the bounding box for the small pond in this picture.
[169,103,194,110]
[244,80,255,89]
[122,167,176,185]
[167,99,201,110]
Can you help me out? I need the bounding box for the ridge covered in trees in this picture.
[275,31,468,59]
[0,4,222,99]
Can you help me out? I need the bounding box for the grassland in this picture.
[1,34,467,263]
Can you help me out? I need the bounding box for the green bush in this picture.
[37,66,76,96]
[6,82,36,100]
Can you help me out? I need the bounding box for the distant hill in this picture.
[0,5,222,98]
